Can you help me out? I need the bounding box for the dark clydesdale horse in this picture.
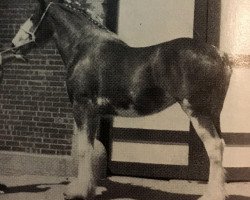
[11,0,232,199]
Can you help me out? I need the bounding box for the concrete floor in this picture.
[0,175,249,200]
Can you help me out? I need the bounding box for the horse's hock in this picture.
[0,0,107,176]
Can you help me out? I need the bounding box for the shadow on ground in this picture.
[97,180,250,200]
[3,181,69,194]
[97,179,197,200]
[1,179,249,200]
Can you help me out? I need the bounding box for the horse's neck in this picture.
[53,25,96,62]
[49,6,104,65]
[55,27,109,69]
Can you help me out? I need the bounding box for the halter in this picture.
[19,23,36,42]
[0,2,53,55]
[0,2,108,55]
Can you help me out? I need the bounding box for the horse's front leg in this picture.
[64,100,100,200]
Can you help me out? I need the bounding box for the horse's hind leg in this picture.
[191,116,226,200]
[181,101,226,200]
[64,100,100,200]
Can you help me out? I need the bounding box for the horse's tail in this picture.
[219,52,233,95]
[220,52,234,78]
[221,52,234,69]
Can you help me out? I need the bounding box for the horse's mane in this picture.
[62,0,105,28]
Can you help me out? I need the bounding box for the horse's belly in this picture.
[115,95,176,117]
[96,88,177,117]
[96,97,140,117]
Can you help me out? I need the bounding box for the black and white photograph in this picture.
[0,0,249,199]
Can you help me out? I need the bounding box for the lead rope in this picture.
[0,2,54,55]
[33,2,53,34]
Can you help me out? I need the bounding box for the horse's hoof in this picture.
[64,179,96,200]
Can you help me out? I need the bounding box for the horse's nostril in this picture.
[11,43,15,48]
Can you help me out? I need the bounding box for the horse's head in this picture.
[11,0,62,54]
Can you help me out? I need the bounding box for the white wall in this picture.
[221,69,250,133]
[118,0,194,47]
[219,1,250,169]
[220,0,250,133]
[220,0,250,54]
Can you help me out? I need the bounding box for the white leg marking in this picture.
[66,123,96,199]
[180,99,226,200]
[96,97,110,106]
[78,131,96,196]
[191,117,226,200]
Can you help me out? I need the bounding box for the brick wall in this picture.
[0,0,106,155]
